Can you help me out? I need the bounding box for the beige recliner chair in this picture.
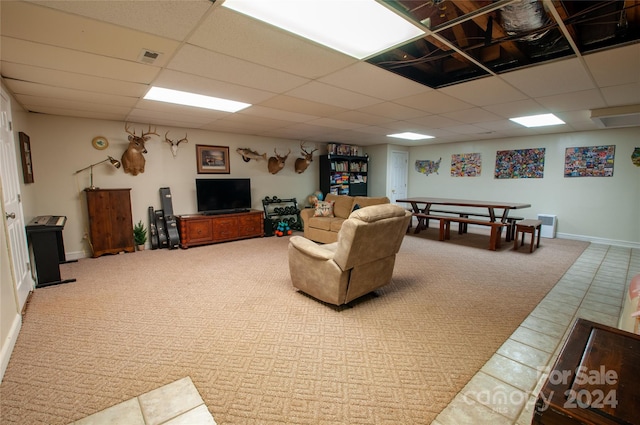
[288,204,411,306]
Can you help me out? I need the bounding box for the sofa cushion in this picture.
[314,200,335,217]
[307,216,332,231]
[329,218,346,232]
[325,194,354,218]
[353,196,390,209]
[307,216,345,232]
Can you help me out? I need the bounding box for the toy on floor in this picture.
[275,221,292,237]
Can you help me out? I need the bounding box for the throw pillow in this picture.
[314,200,335,217]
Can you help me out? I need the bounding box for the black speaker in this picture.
[264,218,274,237]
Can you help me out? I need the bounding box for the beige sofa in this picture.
[289,204,411,305]
[300,194,390,243]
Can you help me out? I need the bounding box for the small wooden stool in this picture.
[514,219,542,252]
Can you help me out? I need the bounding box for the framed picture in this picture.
[196,145,230,174]
[18,132,34,183]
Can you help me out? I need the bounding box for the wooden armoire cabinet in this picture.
[85,188,135,257]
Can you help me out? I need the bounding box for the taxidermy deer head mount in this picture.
[122,123,159,175]
[164,131,188,157]
[294,142,318,174]
[267,148,290,174]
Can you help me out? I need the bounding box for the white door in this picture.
[389,151,408,204]
[1,88,34,312]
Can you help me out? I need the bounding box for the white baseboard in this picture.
[1,313,22,383]
[66,250,88,261]
[556,233,640,249]
[462,223,639,249]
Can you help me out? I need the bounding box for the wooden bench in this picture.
[513,219,542,252]
[411,213,449,241]
[429,209,523,241]
[443,216,506,251]
[412,213,506,251]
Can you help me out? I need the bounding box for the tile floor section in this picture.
[70,243,638,425]
[70,377,216,425]
[433,243,639,425]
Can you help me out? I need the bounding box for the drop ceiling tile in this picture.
[329,110,395,126]
[239,105,317,123]
[440,107,503,124]
[151,69,276,104]
[600,83,640,106]
[16,94,133,115]
[259,95,347,117]
[535,89,607,112]
[305,117,366,130]
[556,110,594,123]
[25,105,126,121]
[443,124,492,135]
[530,124,571,135]
[29,0,212,41]
[405,114,464,129]
[274,122,343,137]
[217,113,293,130]
[501,58,596,98]
[317,62,430,101]
[188,6,356,79]
[126,107,216,126]
[285,81,381,110]
[475,119,523,132]
[1,37,160,83]
[167,44,309,94]
[394,91,474,114]
[584,43,640,87]
[2,63,148,97]
[439,76,529,106]
[259,126,321,140]
[358,102,429,120]
[483,99,549,118]
[2,1,179,66]
[415,128,459,139]
[4,80,138,107]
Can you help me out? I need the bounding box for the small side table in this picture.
[514,219,542,252]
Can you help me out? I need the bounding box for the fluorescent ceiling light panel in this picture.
[222,0,425,59]
[144,86,251,113]
[509,113,565,128]
[387,132,434,140]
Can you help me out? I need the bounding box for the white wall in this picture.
[19,114,323,258]
[407,128,640,245]
[12,113,640,257]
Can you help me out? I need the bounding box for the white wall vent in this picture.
[137,49,162,64]
[537,214,557,238]
[590,105,640,128]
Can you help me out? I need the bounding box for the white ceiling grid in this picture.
[0,0,638,146]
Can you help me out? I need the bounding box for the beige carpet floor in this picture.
[0,228,588,424]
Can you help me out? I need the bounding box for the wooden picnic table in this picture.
[396,197,531,250]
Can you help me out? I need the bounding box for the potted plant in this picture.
[133,220,147,250]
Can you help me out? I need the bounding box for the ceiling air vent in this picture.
[137,49,162,64]
[590,105,640,129]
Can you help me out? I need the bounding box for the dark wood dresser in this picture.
[533,318,640,425]
[85,188,135,257]
[176,210,263,248]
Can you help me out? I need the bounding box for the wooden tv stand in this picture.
[176,210,264,249]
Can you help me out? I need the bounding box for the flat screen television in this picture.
[196,178,252,215]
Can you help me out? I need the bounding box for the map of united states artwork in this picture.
[415,158,441,176]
